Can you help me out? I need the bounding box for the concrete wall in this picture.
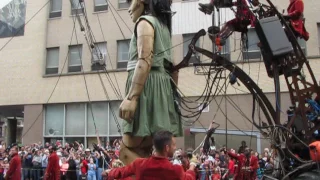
[0,0,318,106]
[1,0,320,146]
[192,92,291,130]
[22,105,43,145]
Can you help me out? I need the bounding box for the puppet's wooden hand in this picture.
[119,96,138,123]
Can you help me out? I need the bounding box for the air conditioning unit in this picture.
[92,54,106,66]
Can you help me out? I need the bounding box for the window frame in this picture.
[43,101,122,147]
[220,37,231,61]
[117,39,130,69]
[92,42,107,71]
[241,28,262,61]
[71,0,83,15]
[94,0,108,12]
[118,0,130,9]
[45,47,60,75]
[68,45,83,73]
[49,0,62,18]
[183,33,200,64]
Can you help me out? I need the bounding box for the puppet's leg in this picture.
[198,0,214,14]
[120,134,153,165]
[209,20,235,48]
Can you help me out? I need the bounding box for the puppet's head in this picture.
[127,0,173,33]
[128,0,144,23]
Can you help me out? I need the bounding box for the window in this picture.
[220,38,231,61]
[65,104,85,135]
[109,101,123,136]
[68,45,82,72]
[198,103,209,113]
[92,42,107,71]
[46,48,59,75]
[94,0,108,12]
[49,0,62,18]
[297,38,307,56]
[45,105,64,136]
[71,0,83,15]
[87,102,108,136]
[44,102,123,147]
[117,40,130,69]
[183,34,200,64]
[242,28,261,60]
[118,0,130,9]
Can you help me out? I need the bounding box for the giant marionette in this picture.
[118,0,183,165]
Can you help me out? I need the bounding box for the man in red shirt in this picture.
[284,0,309,41]
[80,155,88,178]
[4,146,21,180]
[44,146,60,180]
[227,148,258,180]
[103,130,197,180]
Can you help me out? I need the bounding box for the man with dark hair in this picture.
[103,130,197,180]
[4,146,21,180]
[44,145,60,180]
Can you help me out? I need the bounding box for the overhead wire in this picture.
[71,0,97,131]
[81,0,122,99]
[22,10,78,138]
[74,0,123,136]
[0,0,51,52]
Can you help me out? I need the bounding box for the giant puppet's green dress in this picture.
[122,15,183,137]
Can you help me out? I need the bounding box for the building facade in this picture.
[0,0,319,152]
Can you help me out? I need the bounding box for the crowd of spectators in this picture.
[0,138,122,180]
[170,141,275,180]
[0,139,276,180]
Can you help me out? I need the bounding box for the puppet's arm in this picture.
[119,20,154,121]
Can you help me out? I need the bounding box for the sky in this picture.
[0,0,12,9]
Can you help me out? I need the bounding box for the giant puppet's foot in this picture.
[198,3,214,15]
[208,26,220,35]
[120,134,153,165]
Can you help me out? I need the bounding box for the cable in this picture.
[96,13,123,99]
[22,14,78,138]
[105,0,127,40]
[76,0,123,136]
[0,0,51,52]
[106,0,133,34]
[71,0,98,131]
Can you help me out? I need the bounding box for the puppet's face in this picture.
[128,0,145,22]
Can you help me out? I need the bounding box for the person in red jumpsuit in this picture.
[284,0,309,41]
[198,0,260,48]
[4,146,21,180]
[227,148,258,180]
[102,130,197,180]
[44,145,60,180]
